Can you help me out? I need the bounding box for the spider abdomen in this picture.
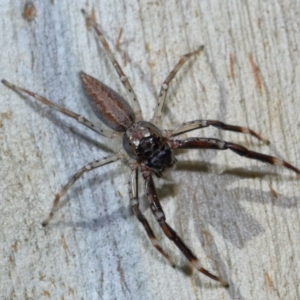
[80,71,135,132]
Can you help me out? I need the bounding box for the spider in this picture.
[2,9,300,288]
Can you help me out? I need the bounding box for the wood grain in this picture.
[1,1,300,299]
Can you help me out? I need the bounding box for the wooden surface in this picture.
[1,1,300,299]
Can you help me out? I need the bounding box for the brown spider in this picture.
[2,9,300,288]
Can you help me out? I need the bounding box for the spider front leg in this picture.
[170,137,300,177]
[42,154,121,226]
[141,166,229,287]
[129,167,174,266]
[170,120,270,144]
[151,46,204,124]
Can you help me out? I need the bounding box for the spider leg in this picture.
[151,46,204,124]
[129,167,174,266]
[170,120,269,144]
[42,154,121,226]
[171,137,300,177]
[141,166,228,287]
[1,79,115,138]
[81,9,142,121]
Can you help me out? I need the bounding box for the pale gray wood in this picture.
[1,1,300,299]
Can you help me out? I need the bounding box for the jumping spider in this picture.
[2,9,300,288]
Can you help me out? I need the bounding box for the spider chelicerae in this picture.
[2,9,300,288]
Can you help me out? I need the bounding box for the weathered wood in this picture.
[1,1,300,299]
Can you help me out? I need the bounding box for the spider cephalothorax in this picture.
[123,121,176,176]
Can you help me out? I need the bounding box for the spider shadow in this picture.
[171,158,299,293]
[175,159,298,246]
[41,154,298,299]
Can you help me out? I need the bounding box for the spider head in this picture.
[123,121,176,176]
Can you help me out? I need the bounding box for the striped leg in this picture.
[170,137,300,177]
[42,155,121,226]
[129,167,174,266]
[1,79,114,138]
[151,46,204,124]
[141,166,229,287]
[170,119,269,144]
[81,9,142,120]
